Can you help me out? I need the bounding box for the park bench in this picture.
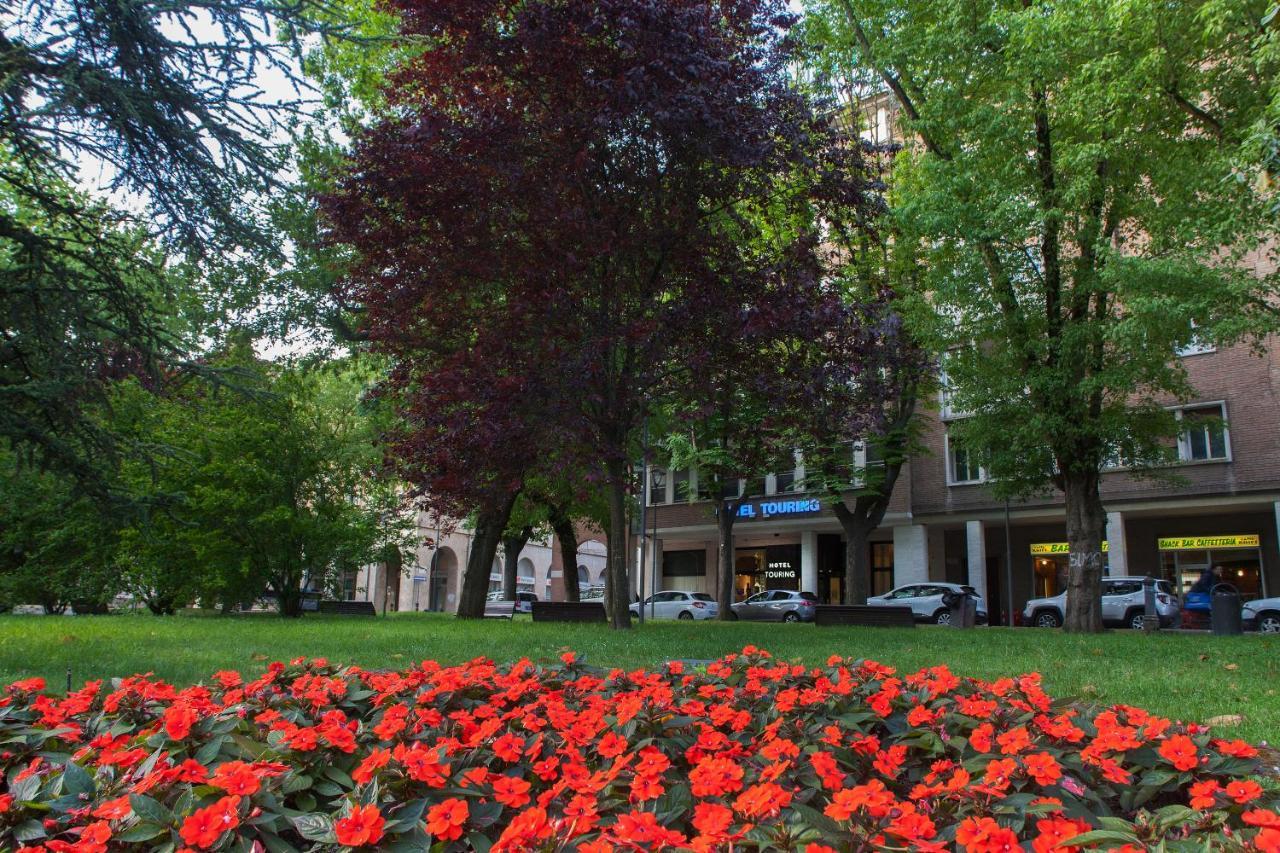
[531,601,607,623]
[813,604,915,628]
[317,600,377,616]
[483,599,519,619]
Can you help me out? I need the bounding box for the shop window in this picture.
[871,543,894,596]
[1175,404,1229,462]
[662,550,706,578]
[946,434,987,485]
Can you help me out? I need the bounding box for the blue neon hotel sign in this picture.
[736,498,821,519]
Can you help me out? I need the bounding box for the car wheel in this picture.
[678,611,694,620]
[933,609,951,625]
[1126,609,1146,630]
[783,611,800,623]
[1034,610,1062,629]
[1258,611,1280,634]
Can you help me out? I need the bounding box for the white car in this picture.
[1022,576,1178,629]
[630,591,719,620]
[866,583,988,625]
[1242,597,1280,634]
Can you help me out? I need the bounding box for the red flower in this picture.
[492,807,553,851]
[1214,738,1258,758]
[163,704,198,740]
[689,756,745,798]
[179,796,241,849]
[1243,810,1280,828]
[208,761,261,796]
[1158,735,1198,772]
[825,779,896,821]
[425,798,468,842]
[997,727,1032,755]
[91,796,131,820]
[334,803,385,847]
[733,782,792,818]
[692,802,734,840]
[597,731,628,758]
[956,816,1021,852]
[1189,779,1221,809]
[1225,779,1264,804]
[351,747,391,784]
[1024,752,1062,787]
[492,775,533,809]
[611,810,687,847]
[1032,816,1090,853]
[492,733,524,763]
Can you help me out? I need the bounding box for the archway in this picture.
[429,547,457,612]
[517,557,536,596]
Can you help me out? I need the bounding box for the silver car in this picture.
[629,591,719,620]
[866,583,988,625]
[1022,576,1178,629]
[730,590,817,622]
[1242,597,1280,633]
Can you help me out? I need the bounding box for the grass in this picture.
[0,611,1276,743]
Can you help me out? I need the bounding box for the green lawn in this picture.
[0,612,1276,742]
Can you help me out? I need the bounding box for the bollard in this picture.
[1142,577,1160,633]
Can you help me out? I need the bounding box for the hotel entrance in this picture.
[1157,535,1266,601]
[734,545,800,600]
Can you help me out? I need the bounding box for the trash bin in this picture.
[942,589,976,629]
[1210,583,1242,636]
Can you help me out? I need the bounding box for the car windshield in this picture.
[692,593,715,602]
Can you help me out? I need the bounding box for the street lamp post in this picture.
[650,469,666,621]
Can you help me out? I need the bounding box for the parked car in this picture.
[866,583,988,625]
[483,591,538,614]
[629,591,719,620]
[1242,597,1280,634]
[730,590,817,622]
[1022,576,1177,629]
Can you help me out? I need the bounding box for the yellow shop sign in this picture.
[1156,534,1259,551]
[1030,542,1109,555]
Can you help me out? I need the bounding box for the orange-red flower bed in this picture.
[0,646,1276,851]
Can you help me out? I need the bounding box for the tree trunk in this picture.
[1063,470,1106,633]
[502,525,533,600]
[716,501,737,619]
[549,511,581,603]
[841,518,874,605]
[604,461,632,629]
[277,580,303,618]
[457,494,517,619]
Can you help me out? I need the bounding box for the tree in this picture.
[114,350,411,616]
[325,0,878,628]
[806,0,1277,630]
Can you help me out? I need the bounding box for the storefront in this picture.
[734,544,800,599]
[1156,534,1267,600]
[1028,541,1109,598]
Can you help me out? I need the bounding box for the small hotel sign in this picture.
[736,498,822,520]
[1030,542,1109,555]
[1157,534,1259,551]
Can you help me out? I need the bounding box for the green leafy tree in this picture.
[806,0,1278,631]
[115,351,411,616]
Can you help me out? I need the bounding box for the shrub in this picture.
[0,647,1276,851]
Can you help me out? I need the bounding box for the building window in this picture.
[1176,321,1215,357]
[938,361,970,420]
[775,469,796,492]
[946,434,987,485]
[1176,403,1230,462]
[648,467,669,506]
[663,550,706,578]
[672,468,690,502]
[744,476,767,498]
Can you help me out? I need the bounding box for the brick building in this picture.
[636,333,1280,623]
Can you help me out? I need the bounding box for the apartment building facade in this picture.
[636,334,1280,623]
